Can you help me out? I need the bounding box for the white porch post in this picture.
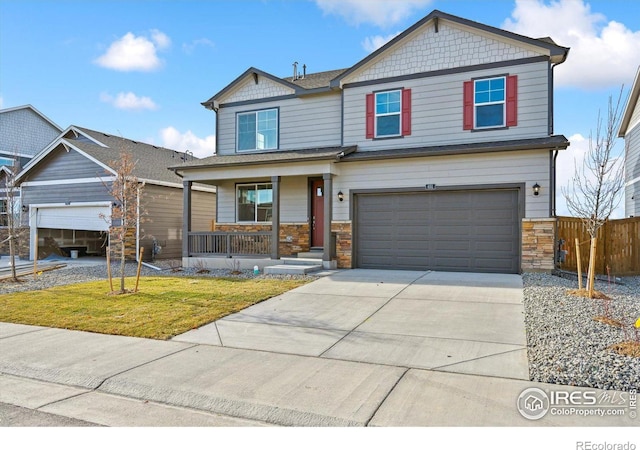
[323,173,332,262]
[271,176,280,260]
[182,180,192,258]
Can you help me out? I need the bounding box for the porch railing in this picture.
[188,232,272,257]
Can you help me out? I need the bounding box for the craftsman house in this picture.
[618,66,640,217]
[15,126,216,261]
[172,10,570,273]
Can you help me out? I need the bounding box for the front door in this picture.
[311,179,324,248]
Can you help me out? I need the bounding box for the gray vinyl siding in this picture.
[217,93,341,155]
[216,176,308,223]
[334,149,551,220]
[343,60,550,151]
[625,124,640,217]
[142,184,216,259]
[26,148,107,182]
[0,108,61,157]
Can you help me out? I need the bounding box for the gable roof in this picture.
[202,67,348,109]
[618,66,640,137]
[0,104,63,132]
[15,126,195,186]
[202,9,569,110]
[331,10,569,88]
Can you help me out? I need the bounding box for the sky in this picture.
[1,0,639,218]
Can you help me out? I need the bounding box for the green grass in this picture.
[0,276,310,339]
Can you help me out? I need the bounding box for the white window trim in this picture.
[235,182,273,223]
[474,76,506,129]
[236,108,279,152]
[374,90,402,138]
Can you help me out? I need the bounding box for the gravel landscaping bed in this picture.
[0,258,317,294]
[523,272,640,392]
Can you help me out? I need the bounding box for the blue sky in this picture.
[1,0,639,216]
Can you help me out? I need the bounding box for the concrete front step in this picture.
[264,264,323,275]
[281,257,323,266]
[296,251,324,259]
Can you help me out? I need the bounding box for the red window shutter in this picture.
[365,93,375,139]
[401,88,412,136]
[463,80,474,130]
[506,75,518,127]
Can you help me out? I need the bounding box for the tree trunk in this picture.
[120,236,126,293]
[8,233,17,281]
[587,237,597,298]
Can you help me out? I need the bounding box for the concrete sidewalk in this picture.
[0,270,636,426]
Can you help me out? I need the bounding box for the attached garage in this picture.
[354,188,521,273]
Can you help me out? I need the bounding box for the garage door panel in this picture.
[356,190,520,273]
[36,205,111,232]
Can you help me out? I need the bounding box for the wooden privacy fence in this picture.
[556,216,640,276]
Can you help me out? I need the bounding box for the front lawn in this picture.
[0,276,310,339]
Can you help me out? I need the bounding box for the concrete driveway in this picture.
[173,269,529,380]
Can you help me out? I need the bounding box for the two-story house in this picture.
[1,105,62,255]
[173,10,570,274]
[619,66,640,217]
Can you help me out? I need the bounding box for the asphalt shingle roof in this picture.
[70,127,195,184]
[171,146,356,170]
[282,68,349,90]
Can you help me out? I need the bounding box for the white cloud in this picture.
[314,0,432,27]
[503,0,640,89]
[100,92,158,111]
[362,32,401,53]
[556,133,625,218]
[182,38,215,54]
[95,30,171,71]
[160,126,215,158]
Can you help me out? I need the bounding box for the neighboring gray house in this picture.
[173,10,570,274]
[15,126,216,261]
[0,105,62,230]
[0,104,62,169]
[618,66,640,217]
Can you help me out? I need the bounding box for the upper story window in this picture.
[463,75,517,131]
[375,90,401,137]
[236,183,273,222]
[474,77,505,128]
[0,157,15,168]
[366,89,411,139]
[237,108,278,151]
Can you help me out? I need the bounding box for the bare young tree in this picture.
[102,149,146,294]
[1,158,23,282]
[562,87,626,296]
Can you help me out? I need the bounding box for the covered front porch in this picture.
[176,147,355,270]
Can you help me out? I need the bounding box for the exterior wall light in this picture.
[337,191,344,202]
[21,205,28,212]
[533,183,541,196]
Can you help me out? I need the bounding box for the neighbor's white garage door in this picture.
[36,205,111,231]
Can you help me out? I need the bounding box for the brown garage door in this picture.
[355,189,520,273]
